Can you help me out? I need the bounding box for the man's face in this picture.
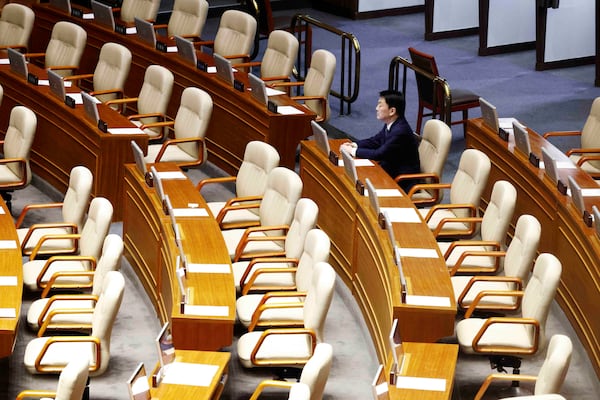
[376,97,394,122]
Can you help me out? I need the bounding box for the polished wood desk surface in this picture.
[300,139,456,369]
[465,118,600,379]
[123,163,235,351]
[30,4,316,173]
[0,60,148,220]
[150,350,230,400]
[0,198,23,359]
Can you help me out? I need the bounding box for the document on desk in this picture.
[395,376,446,392]
[107,128,145,135]
[66,93,84,105]
[166,46,178,53]
[338,159,374,167]
[363,188,403,197]
[0,308,16,318]
[82,13,94,19]
[397,248,439,258]
[266,87,286,96]
[277,106,304,115]
[162,362,219,387]
[184,305,229,317]
[581,188,600,196]
[0,276,18,286]
[187,263,231,274]
[379,207,421,223]
[156,171,187,180]
[0,59,9,65]
[172,208,209,217]
[405,295,451,307]
[0,240,18,249]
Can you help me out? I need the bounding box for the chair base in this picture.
[489,355,522,387]
[273,366,303,381]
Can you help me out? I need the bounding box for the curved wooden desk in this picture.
[465,118,600,379]
[0,198,22,359]
[123,163,235,351]
[299,139,456,367]
[31,4,316,173]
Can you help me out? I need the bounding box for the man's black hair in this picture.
[379,90,406,117]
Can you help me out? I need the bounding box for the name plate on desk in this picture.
[197,60,208,71]
[65,96,76,108]
[156,41,167,52]
[529,152,540,168]
[557,180,568,195]
[355,179,365,195]
[267,100,278,113]
[27,73,38,85]
[328,151,339,166]
[98,119,108,132]
[498,127,510,141]
[233,79,245,92]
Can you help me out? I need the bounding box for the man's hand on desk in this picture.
[339,142,357,157]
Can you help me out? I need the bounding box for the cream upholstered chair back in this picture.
[303,262,335,343]
[261,30,298,80]
[283,198,319,259]
[168,0,208,38]
[120,0,160,23]
[534,334,572,395]
[480,180,516,244]
[449,149,491,219]
[522,253,562,351]
[214,10,257,63]
[62,166,93,233]
[91,234,124,297]
[137,65,174,137]
[90,270,125,376]
[236,141,280,198]
[580,97,600,169]
[45,21,87,77]
[299,342,333,400]
[303,49,336,121]
[53,354,90,400]
[0,3,35,48]
[295,229,330,292]
[93,43,132,103]
[3,105,36,186]
[419,119,452,184]
[503,214,541,281]
[79,197,113,261]
[258,167,303,237]
[174,87,212,161]
[288,383,311,400]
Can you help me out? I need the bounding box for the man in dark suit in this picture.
[340,90,420,193]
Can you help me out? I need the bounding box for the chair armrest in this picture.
[223,53,250,63]
[15,202,63,228]
[47,65,79,73]
[153,23,168,30]
[250,328,317,366]
[249,380,294,400]
[542,130,581,139]
[36,255,96,290]
[24,52,45,59]
[432,215,482,238]
[248,291,307,331]
[471,316,540,356]
[0,158,28,188]
[458,276,523,311]
[234,225,289,262]
[269,81,304,88]
[41,271,96,298]
[407,182,451,201]
[35,336,101,373]
[474,373,538,400]
[263,76,290,83]
[447,247,505,276]
[196,175,236,191]
[290,95,327,121]
[20,222,78,255]
[136,120,174,130]
[62,73,94,82]
[216,195,263,227]
[241,263,299,295]
[194,40,214,49]
[38,301,96,337]
[89,88,124,98]
[129,112,166,122]
[233,61,261,69]
[152,137,205,163]
[29,233,81,260]
[16,390,59,400]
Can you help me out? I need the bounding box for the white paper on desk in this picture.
[0,276,17,286]
[379,207,421,223]
[338,159,374,167]
[0,308,16,318]
[0,59,9,65]
[277,105,304,115]
[398,248,439,258]
[582,188,600,196]
[173,208,208,217]
[557,161,577,169]
[364,188,402,197]
[167,46,178,53]
[156,171,187,180]
[0,240,17,249]
[405,295,451,307]
[107,127,145,135]
[184,304,229,317]
[82,13,94,19]
[395,376,446,392]
[499,117,519,130]
[37,80,50,86]
[126,27,137,34]
[162,362,219,387]
[187,263,230,274]
[66,93,83,105]
[266,87,285,96]
[207,66,217,73]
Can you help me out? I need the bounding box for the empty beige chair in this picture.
[63,42,132,104]
[403,119,452,205]
[235,30,298,83]
[451,214,541,312]
[23,270,124,376]
[154,0,208,40]
[0,105,36,211]
[105,65,174,140]
[220,167,303,261]
[0,3,35,51]
[249,343,333,400]
[236,250,334,331]
[198,141,280,229]
[118,0,160,23]
[22,197,114,292]
[544,97,600,179]
[143,87,212,169]
[27,235,123,331]
[16,354,89,400]
[417,148,491,239]
[273,49,336,122]
[456,253,562,374]
[437,180,517,274]
[197,9,257,64]
[475,335,572,400]
[237,262,335,369]
[16,166,93,256]
[26,21,87,77]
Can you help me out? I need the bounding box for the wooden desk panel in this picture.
[0,199,22,358]
[465,118,600,379]
[300,140,456,368]
[123,164,235,351]
[31,4,316,172]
